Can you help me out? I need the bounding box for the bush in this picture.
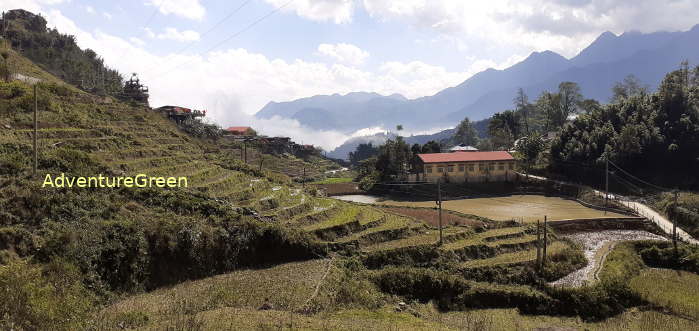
[0,258,95,331]
[636,241,699,274]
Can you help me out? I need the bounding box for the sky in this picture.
[3,0,699,150]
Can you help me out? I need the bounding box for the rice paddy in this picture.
[380,195,627,222]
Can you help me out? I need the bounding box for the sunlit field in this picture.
[381,195,626,222]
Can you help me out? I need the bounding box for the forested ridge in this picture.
[1,9,124,97]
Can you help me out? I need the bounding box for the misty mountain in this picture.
[257,25,699,154]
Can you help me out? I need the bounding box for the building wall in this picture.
[421,160,516,183]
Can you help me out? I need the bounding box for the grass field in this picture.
[381,195,626,222]
[630,268,699,319]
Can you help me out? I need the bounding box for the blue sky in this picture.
[4,0,699,149]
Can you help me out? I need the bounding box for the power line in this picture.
[150,0,295,79]
[608,160,670,191]
[141,0,255,75]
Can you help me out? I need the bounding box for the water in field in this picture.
[332,194,383,204]
[550,230,667,288]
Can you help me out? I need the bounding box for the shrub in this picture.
[0,258,95,331]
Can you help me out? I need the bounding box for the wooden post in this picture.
[259,155,263,172]
[542,215,548,267]
[302,166,306,189]
[244,141,247,163]
[536,220,541,272]
[33,84,38,177]
[437,179,443,246]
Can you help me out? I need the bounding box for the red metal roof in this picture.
[226,126,251,133]
[418,151,514,163]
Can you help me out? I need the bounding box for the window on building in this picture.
[488,163,494,170]
[448,165,454,172]
[426,165,432,173]
[458,164,465,172]
[437,167,444,173]
[498,162,504,170]
[479,163,484,171]
[468,164,474,172]
[509,163,514,170]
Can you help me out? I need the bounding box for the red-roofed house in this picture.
[417,151,516,183]
[225,126,252,135]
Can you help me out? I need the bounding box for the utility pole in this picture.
[536,219,541,271]
[436,180,443,246]
[33,84,38,177]
[302,166,306,189]
[259,156,263,172]
[605,157,609,215]
[542,216,548,267]
[243,140,247,163]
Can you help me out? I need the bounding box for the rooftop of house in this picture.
[418,151,514,163]
[226,126,251,133]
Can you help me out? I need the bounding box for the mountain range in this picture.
[256,25,699,158]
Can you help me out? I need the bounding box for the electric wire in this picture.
[150,0,295,79]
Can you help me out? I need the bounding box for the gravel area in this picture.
[549,230,667,288]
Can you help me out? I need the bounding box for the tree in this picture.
[513,88,531,134]
[515,132,544,173]
[453,117,479,146]
[421,140,442,153]
[611,74,649,102]
[551,63,699,188]
[488,110,521,149]
[374,137,412,182]
[349,143,379,165]
[558,81,583,124]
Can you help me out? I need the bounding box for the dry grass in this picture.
[96,260,331,329]
[461,241,569,268]
[441,227,530,251]
[630,268,699,319]
[362,226,470,252]
[381,195,626,222]
[380,206,485,227]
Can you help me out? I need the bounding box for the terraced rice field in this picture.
[381,195,626,222]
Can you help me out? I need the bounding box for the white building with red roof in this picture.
[416,151,516,183]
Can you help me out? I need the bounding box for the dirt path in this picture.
[522,173,698,245]
[549,230,667,288]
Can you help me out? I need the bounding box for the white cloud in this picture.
[146,0,205,21]
[102,12,113,20]
[156,27,200,42]
[129,37,146,46]
[316,43,369,66]
[264,0,354,24]
[143,27,155,38]
[85,5,94,14]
